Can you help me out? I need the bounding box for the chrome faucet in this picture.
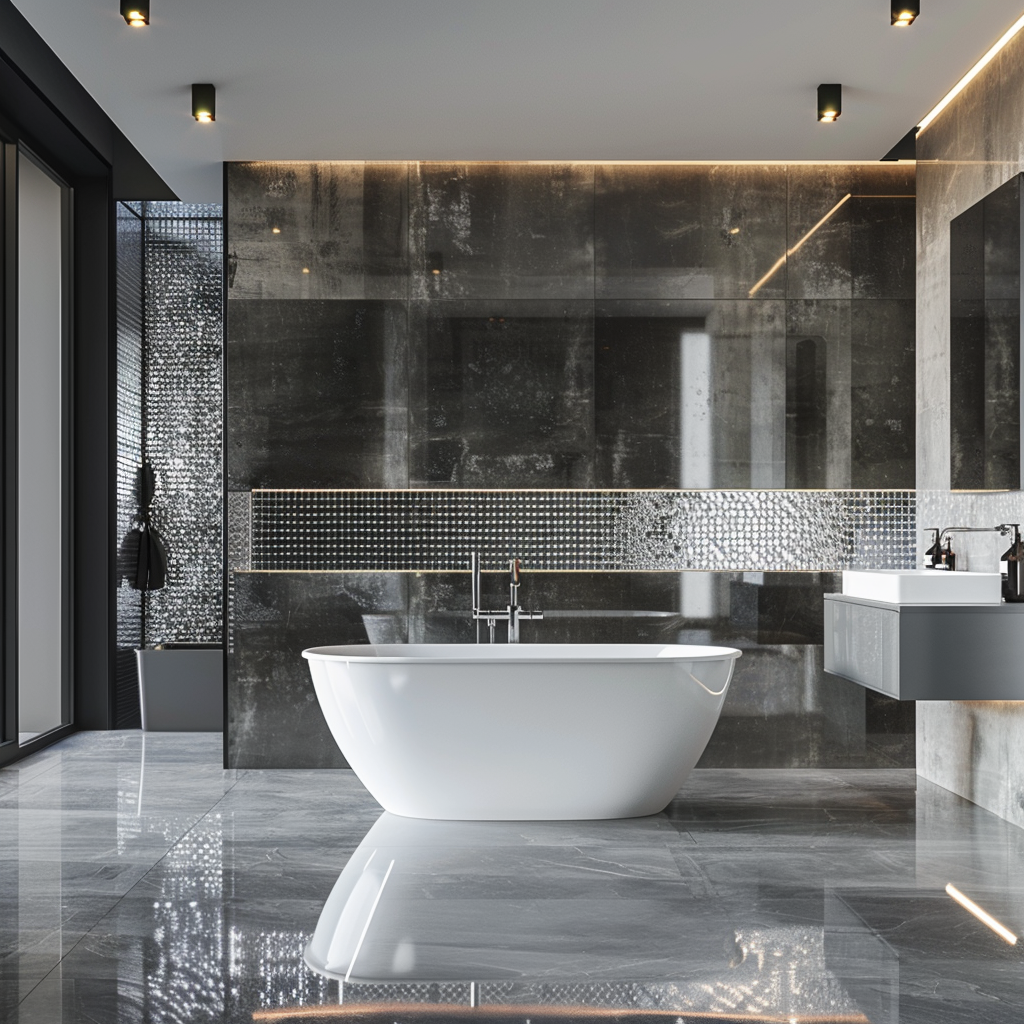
[470,553,543,643]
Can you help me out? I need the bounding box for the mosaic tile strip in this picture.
[227,491,252,572]
[141,204,225,644]
[249,489,915,572]
[115,203,144,653]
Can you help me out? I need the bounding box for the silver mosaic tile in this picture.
[141,203,224,644]
[115,202,144,652]
[227,491,252,572]
[249,489,915,572]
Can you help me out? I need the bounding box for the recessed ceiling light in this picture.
[191,83,216,123]
[817,83,841,122]
[271,227,281,234]
[891,1,919,27]
[120,0,149,26]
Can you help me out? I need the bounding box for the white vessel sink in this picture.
[841,569,1002,605]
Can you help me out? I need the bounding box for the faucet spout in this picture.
[469,554,542,643]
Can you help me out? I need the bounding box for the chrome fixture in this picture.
[926,523,1018,574]
[470,553,543,644]
[937,523,1016,547]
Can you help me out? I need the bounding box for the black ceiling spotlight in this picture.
[120,0,149,26]
[891,1,919,27]
[817,84,842,123]
[192,84,216,123]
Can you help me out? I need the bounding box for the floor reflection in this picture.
[3,734,1024,1023]
[299,813,896,1022]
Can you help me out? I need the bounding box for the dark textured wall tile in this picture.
[409,163,594,299]
[593,299,787,489]
[850,196,916,300]
[595,164,789,300]
[227,300,408,489]
[408,300,594,487]
[786,165,915,301]
[228,572,408,769]
[227,162,408,300]
[851,299,916,488]
[786,299,852,488]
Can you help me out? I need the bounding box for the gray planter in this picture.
[136,645,224,731]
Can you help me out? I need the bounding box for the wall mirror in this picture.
[950,173,1023,490]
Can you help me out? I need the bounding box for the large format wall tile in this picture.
[228,572,408,769]
[851,299,916,488]
[227,300,408,489]
[408,300,594,487]
[594,299,787,489]
[227,162,408,300]
[786,165,915,301]
[409,163,594,300]
[786,300,852,488]
[595,164,789,300]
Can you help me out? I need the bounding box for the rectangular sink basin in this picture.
[841,569,1003,605]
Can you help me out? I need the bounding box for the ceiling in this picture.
[11,0,1021,202]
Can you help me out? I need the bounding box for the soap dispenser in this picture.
[1000,524,1024,602]
[924,528,942,569]
[939,537,956,571]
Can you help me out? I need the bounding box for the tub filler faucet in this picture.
[470,553,543,643]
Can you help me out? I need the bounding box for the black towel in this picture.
[120,522,168,591]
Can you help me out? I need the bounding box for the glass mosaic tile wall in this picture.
[116,202,224,654]
[244,488,915,573]
[142,203,224,645]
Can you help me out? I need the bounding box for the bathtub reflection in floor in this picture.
[301,812,896,1023]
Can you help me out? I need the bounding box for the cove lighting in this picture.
[817,84,841,123]
[945,883,1018,945]
[891,1,919,27]
[191,83,216,123]
[919,11,1024,133]
[120,0,149,26]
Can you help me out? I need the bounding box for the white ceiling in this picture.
[11,0,1022,202]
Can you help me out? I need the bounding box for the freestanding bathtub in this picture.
[302,643,741,820]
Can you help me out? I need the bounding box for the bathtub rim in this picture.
[302,642,742,665]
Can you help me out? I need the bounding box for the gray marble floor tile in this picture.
[3,735,1024,1023]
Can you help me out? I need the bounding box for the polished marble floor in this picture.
[1,732,1023,1023]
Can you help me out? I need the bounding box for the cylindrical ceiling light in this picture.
[891,1,919,27]
[192,84,216,123]
[120,0,149,26]
[817,84,842,123]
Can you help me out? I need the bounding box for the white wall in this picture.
[17,151,66,738]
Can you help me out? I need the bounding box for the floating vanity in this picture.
[824,570,1024,700]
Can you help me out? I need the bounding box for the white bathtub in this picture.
[302,643,741,820]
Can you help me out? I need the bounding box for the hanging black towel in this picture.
[118,463,169,591]
[120,522,168,591]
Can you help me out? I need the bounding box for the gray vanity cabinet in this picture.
[824,594,1024,700]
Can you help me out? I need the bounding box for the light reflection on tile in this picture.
[2,734,1024,1022]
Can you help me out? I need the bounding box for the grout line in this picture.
[15,765,248,1009]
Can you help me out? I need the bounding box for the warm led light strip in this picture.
[945,883,1018,945]
[918,11,1024,133]
[748,194,851,297]
[747,194,915,298]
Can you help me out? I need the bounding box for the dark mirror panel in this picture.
[950,173,1022,490]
